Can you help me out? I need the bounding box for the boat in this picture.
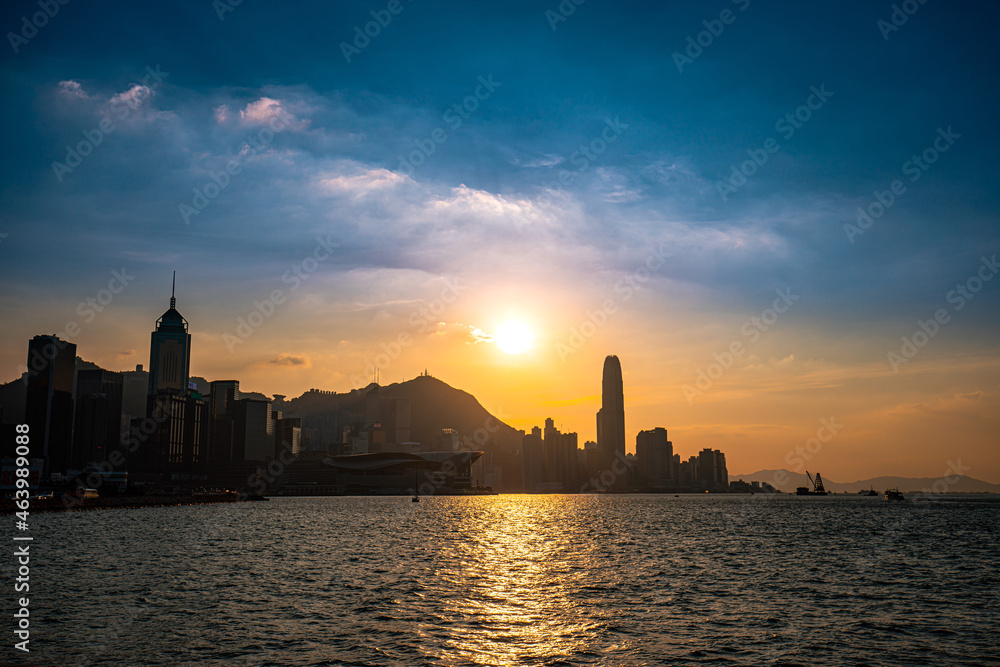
[884,488,905,501]
[795,471,829,496]
[412,470,420,503]
[858,487,878,496]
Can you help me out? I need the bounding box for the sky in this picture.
[1,0,998,482]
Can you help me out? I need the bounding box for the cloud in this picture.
[515,153,565,168]
[427,184,548,231]
[58,80,89,99]
[641,158,706,190]
[887,390,992,419]
[466,326,492,344]
[109,84,153,111]
[594,167,642,203]
[318,168,411,197]
[239,97,309,130]
[265,353,310,367]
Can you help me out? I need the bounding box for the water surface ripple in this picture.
[15,494,1000,665]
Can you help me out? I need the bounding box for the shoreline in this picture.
[0,493,256,515]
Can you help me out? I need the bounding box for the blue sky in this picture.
[1,0,998,479]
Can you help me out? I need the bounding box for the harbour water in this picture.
[16,494,1000,665]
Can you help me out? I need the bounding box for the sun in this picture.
[494,320,534,354]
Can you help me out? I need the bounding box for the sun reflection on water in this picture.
[423,495,632,665]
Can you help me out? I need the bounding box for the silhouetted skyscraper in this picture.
[543,417,558,482]
[139,275,207,482]
[698,448,729,491]
[234,398,273,462]
[148,272,191,397]
[25,335,76,477]
[522,427,544,492]
[274,413,302,458]
[140,392,208,481]
[636,427,673,488]
[379,397,411,445]
[208,380,240,466]
[598,355,625,474]
[537,418,579,492]
[73,369,124,470]
[559,431,579,492]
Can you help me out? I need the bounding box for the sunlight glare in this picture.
[494,320,534,354]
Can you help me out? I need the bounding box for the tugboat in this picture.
[795,471,829,496]
[884,488,905,501]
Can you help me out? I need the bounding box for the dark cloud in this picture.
[265,354,310,367]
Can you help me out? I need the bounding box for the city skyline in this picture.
[3,280,993,493]
[1,1,999,484]
[4,4,999,665]
[8,298,748,496]
[4,264,1000,484]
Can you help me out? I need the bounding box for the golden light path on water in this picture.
[419,496,636,665]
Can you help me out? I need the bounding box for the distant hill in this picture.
[732,469,1000,494]
[284,375,521,449]
[1,360,514,451]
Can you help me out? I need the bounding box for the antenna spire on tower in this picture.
[170,271,176,309]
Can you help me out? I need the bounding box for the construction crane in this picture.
[806,471,827,494]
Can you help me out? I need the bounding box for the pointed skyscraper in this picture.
[138,273,208,482]
[148,271,191,397]
[598,355,625,476]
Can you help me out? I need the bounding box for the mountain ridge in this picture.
[732,469,1000,494]
[283,374,520,449]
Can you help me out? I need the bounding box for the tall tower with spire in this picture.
[148,271,191,396]
[598,355,625,471]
